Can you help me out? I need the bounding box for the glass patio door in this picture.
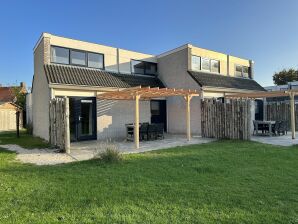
[69,97,97,141]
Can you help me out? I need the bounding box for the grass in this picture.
[0,130,50,149]
[0,140,297,223]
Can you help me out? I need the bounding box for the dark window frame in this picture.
[87,52,104,69]
[210,59,220,73]
[200,57,220,74]
[70,49,87,66]
[51,45,105,70]
[51,46,70,65]
[191,55,201,71]
[235,64,250,78]
[130,59,157,76]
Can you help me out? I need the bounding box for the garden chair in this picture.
[155,123,164,139]
[148,124,157,140]
[140,123,149,141]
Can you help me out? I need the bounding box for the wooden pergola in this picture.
[97,86,199,149]
[225,90,297,139]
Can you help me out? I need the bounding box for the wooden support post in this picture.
[64,97,71,153]
[134,94,140,149]
[16,110,20,138]
[185,94,192,141]
[290,92,295,139]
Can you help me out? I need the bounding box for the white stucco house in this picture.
[30,33,265,142]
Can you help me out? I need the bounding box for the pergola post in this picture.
[185,94,192,141]
[134,94,140,149]
[64,97,70,153]
[290,92,295,139]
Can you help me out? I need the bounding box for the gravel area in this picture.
[0,145,75,165]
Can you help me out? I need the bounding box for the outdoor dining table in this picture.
[254,120,276,136]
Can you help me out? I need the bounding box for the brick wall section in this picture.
[43,37,51,64]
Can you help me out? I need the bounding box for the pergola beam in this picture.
[225,89,296,140]
[97,86,199,149]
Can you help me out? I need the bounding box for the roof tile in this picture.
[44,64,165,89]
[188,71,265,91]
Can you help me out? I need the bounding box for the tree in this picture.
[11,86,26,109]
[273,68,298,85]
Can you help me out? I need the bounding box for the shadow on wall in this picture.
[96,99,150,140]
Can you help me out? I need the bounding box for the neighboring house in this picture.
[265,81,298,102]
[0,83,26,131]
[31,33,265,142]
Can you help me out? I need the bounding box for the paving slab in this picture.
[251,132,298,146]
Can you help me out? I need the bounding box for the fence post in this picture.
[64,97,70,153]
[290,93,296,139]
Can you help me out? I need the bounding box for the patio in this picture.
[70,134,215,161]
[251,131,298,146]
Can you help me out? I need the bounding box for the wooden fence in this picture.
[266,102,298,131]
[201,99,251,140]
[49,98,66,150]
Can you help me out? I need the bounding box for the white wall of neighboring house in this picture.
[26,93,33,125]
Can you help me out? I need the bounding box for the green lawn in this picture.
[0,139,297,223]
[0,131,50,149]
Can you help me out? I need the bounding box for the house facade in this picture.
[31,33,264,141]
[265,81,298,103]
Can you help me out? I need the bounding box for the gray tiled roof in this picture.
[188,71,265,91]
[44,64,165,88]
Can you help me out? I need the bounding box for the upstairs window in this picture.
[235,65,250,78]
[243,66,249,78]
[70,50,86,66]
[211,60,220,73]
[201,58,210,71]
[235,65,243,77]
[131,60,145,74]
[51,46,69,64]
[191,55,201,71]
[131,60,157,76]
[145,62,157,75]
[51,46,104,69]
[88,52,104,69]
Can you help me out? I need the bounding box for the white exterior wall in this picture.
[97,99,150,140]
[46,33,157,74]
[32,38,51,140]
[158,47,201,135]
[53,88,151,140]
[26,93,33,125]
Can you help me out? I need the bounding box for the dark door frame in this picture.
[69,97,97,142]
[150,100,167,132]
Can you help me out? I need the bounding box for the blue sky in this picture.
[0,0,298,88]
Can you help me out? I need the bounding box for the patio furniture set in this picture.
[126,123,164,141]
[253,120,288,136]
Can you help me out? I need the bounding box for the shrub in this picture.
[94,142,122,163]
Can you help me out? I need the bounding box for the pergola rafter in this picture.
[225,89,297,139]
[97,86,199,149]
